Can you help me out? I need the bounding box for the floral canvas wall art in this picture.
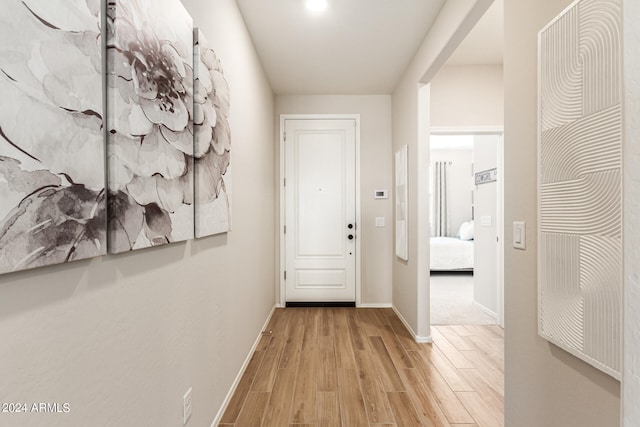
[0,0,106,274]
[193,29,231,237]
[395,145,408,261]
[106,0,195,253]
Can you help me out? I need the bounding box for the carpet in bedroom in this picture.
[430,272,497,325]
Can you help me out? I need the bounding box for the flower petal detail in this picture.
[0,73,104,189]
[0,156,62,194]
[107,190,145,253]
[196,149,230,204]
[139,96,188,132]
[143,203,172,245]
[213,112,231,156]
[111,130,187,179]
[126,173,191,213]
[0,185,106,271]
[22,0,99,33]
[211,70,230,117]
[160,125,194,156]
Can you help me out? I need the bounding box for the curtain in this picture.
[433,161,449,237]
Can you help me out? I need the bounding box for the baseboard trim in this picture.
[473,300,497,318]
[357,303,393,308]
[285,301,355,308]
[392,305,432,343]
[210,305,277,427]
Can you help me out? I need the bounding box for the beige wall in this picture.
[391,0,493,339]
[275,95,393,305]
[504,0,621,425]
[0,1,275,426]
[430,64,504,128]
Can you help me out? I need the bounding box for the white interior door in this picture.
[284,119,356,303]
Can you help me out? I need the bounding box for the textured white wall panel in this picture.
[623,0,640,422]
[538,0,622,379]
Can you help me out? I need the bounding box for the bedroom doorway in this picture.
[429,131,504,327]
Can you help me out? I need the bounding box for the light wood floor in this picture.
[219,308,504,427]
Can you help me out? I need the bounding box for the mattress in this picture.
[430,237,474,270]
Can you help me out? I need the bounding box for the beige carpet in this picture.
[430,272,497,325]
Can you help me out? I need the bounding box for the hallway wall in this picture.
[391,0,493,341]
[504,0,621,425]
[430,64,504,128]
[275,95,393,305]
[0,1,276,425]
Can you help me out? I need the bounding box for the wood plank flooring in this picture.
[219,308,504,427]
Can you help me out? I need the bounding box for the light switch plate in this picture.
[513,221,526,250]
[481,216,492,227]
[375,217,385,227]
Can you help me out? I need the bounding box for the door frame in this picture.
[279,114,362,307]
[429,126,505,327]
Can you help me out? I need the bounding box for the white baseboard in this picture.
[392,305,432,343]
[473,300,497,318]
[210,305,277,427]
[358,303,393,308]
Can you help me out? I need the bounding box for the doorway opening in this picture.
[428,131,504,327]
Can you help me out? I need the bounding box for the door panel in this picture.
[285,119,356,302]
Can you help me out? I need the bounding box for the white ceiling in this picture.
[235,0,502,95]
[236,0,446,95]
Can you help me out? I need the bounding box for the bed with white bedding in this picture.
[430,220,475,271]
[431,221,474,271]
[430,237,474,271]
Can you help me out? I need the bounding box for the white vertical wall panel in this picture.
[538,0,622,379]
[623,0,640,422]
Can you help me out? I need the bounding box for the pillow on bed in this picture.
[458,220,474,240]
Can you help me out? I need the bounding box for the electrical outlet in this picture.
[183,387,192,425]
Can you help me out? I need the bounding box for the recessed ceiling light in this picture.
[306,0,327,13]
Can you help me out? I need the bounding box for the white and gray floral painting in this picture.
[106,0,195,253]
[0,0,106,274]
[194,29,231,238]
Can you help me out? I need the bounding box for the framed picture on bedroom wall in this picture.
[395,145,408,261]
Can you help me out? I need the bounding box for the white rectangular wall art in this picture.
[0,0,107,274]
[395,144,408,261]
[193,28,232,238]
[106,0,195,253]
[538,0,622,379]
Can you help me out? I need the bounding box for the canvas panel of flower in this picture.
[194,29,232,238]
[0,0,107,275]
[106,0,195,253]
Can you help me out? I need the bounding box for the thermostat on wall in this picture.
[374,189,388,199]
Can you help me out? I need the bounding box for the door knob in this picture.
[348,224,354,229]
[348,234,354,240]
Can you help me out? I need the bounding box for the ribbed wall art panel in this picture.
[538,0,622,379]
